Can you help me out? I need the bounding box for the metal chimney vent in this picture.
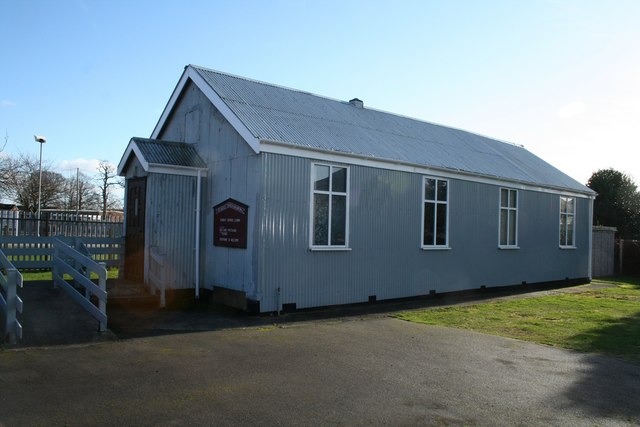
[349,98,364,108]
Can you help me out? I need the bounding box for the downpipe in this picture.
[195,169,202,299]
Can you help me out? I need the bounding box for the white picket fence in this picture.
[0,210,20,236]
[0,209,123,238]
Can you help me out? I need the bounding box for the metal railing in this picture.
[0,210,123,238]
[52,238,107,332]
[149,246,166,307]
[0,249,23,344]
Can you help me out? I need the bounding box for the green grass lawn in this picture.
[396,277,640,363]
[20,269,120,281]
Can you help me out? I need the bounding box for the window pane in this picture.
[436,203,447,245]
[425,179,435,201]
[509,190,517,208]
[313,194,329,245]
[500,209,508,245]
[423,202,435,245]
[567,197,575,214]
[508,210,517,245]
[560,215,567,246]
[567,215,574,245]
[331,195,346,245]
[560,197,567,214]
[332,167,347,193]
[313,165,330,191]
[437,180,447,202]
[500,189,508,207]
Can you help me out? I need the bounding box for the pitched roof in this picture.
[153,65,593,195]
[117,137,207,177]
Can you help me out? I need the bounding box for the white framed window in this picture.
[559,196,576,248]
[499,188,518,248]
[422,177,449,248]
[310,163,349,249]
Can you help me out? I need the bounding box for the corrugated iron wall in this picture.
[155,79,262,297]
[592,226,616,277]
[258,153,592,312]
[201,152,261,300]
[147,173,197,289]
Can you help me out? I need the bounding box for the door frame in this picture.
[124,177,147,282]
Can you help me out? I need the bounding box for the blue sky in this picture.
[1,0,639,186]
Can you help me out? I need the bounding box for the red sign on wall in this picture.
[213,198,248,249]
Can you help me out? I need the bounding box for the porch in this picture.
[0,235,260,347]
[2,278,262,347]
[0,235,133,345]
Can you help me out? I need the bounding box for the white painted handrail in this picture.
[52,238,107,331]
[0,249,23,344]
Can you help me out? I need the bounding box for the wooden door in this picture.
[124,177,146,282]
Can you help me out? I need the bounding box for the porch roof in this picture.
[117,138,207,177]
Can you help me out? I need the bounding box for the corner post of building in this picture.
[194,168,204,300]
[587,198,594,280]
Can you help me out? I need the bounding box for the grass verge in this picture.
[396,277,640,363]
[20,269,120,281]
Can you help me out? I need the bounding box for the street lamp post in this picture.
[34,135,47,236]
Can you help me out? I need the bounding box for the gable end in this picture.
[151,66,261,154]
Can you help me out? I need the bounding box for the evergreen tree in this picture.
[587,168,640,239]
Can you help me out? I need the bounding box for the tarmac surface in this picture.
[1,281,640,425]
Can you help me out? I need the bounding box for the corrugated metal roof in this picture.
[190,65,592,194]
[133,137,207,169]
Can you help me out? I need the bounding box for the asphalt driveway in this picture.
[1,316,639,426]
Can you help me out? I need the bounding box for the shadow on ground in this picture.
[4,280,116,347]
[107,280,587,338]
[557,310,640,420]
[5,278,584,348]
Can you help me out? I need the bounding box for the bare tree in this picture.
[0,131,18,198]
[7,154,66,211]
[61,171,100,212]
[95,160,123,217]
[0,159,16,199]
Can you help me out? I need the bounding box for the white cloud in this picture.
[1,100,15,109]
[556,101,586,119]
[57,158,105,175]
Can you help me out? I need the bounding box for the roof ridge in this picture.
[190,65,525,151]
[222,96,502,156]
[189,64,329,99]
[180,65,590,194]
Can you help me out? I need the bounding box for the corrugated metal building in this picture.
[118,65,596,312]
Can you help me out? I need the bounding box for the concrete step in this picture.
[107,281,160,307]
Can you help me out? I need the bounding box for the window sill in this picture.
[309,246,352,252]
[559,245,577,250]
[498,246,520,250]
[421,246,451,251]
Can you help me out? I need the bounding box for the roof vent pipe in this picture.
[349,98,364,108]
